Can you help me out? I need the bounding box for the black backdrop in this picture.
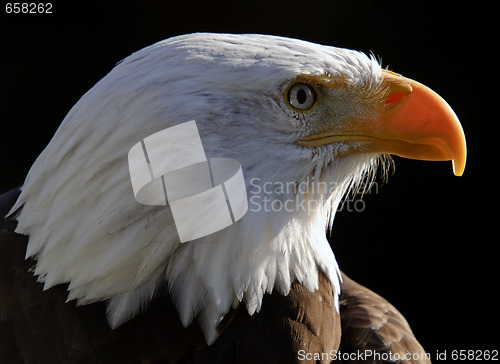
[1,0,496,359]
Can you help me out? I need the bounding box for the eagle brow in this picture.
[296,73,347,88]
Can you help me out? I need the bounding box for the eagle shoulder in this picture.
[339,272,430,363]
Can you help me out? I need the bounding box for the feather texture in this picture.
[1,189,428,363]
[339,273,431,363]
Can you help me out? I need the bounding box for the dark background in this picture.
[1,0,495,359]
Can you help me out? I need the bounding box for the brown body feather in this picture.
[338,274,430,363]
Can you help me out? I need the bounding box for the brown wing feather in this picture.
[338,272,430,363]
[0,188,341,363]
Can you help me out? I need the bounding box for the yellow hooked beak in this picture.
[296,70,467,176]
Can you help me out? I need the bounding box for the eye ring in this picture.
[286,83,317,111]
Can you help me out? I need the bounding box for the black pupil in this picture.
[296,88,307,104]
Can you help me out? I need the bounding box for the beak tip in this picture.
[452,159,466,177]
[453,164,464,177]
[452,127,467,177]
[451,145,467,176]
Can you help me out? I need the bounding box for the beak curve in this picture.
[296,70,467,176]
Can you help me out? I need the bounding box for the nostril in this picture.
[385,92,405,111]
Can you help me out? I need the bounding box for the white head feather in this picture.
[11,33,386,343]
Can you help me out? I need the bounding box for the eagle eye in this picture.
[287,83,316,111]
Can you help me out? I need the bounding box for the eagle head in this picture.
[10,33,466,343]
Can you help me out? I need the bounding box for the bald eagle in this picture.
[0,33,465,363]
